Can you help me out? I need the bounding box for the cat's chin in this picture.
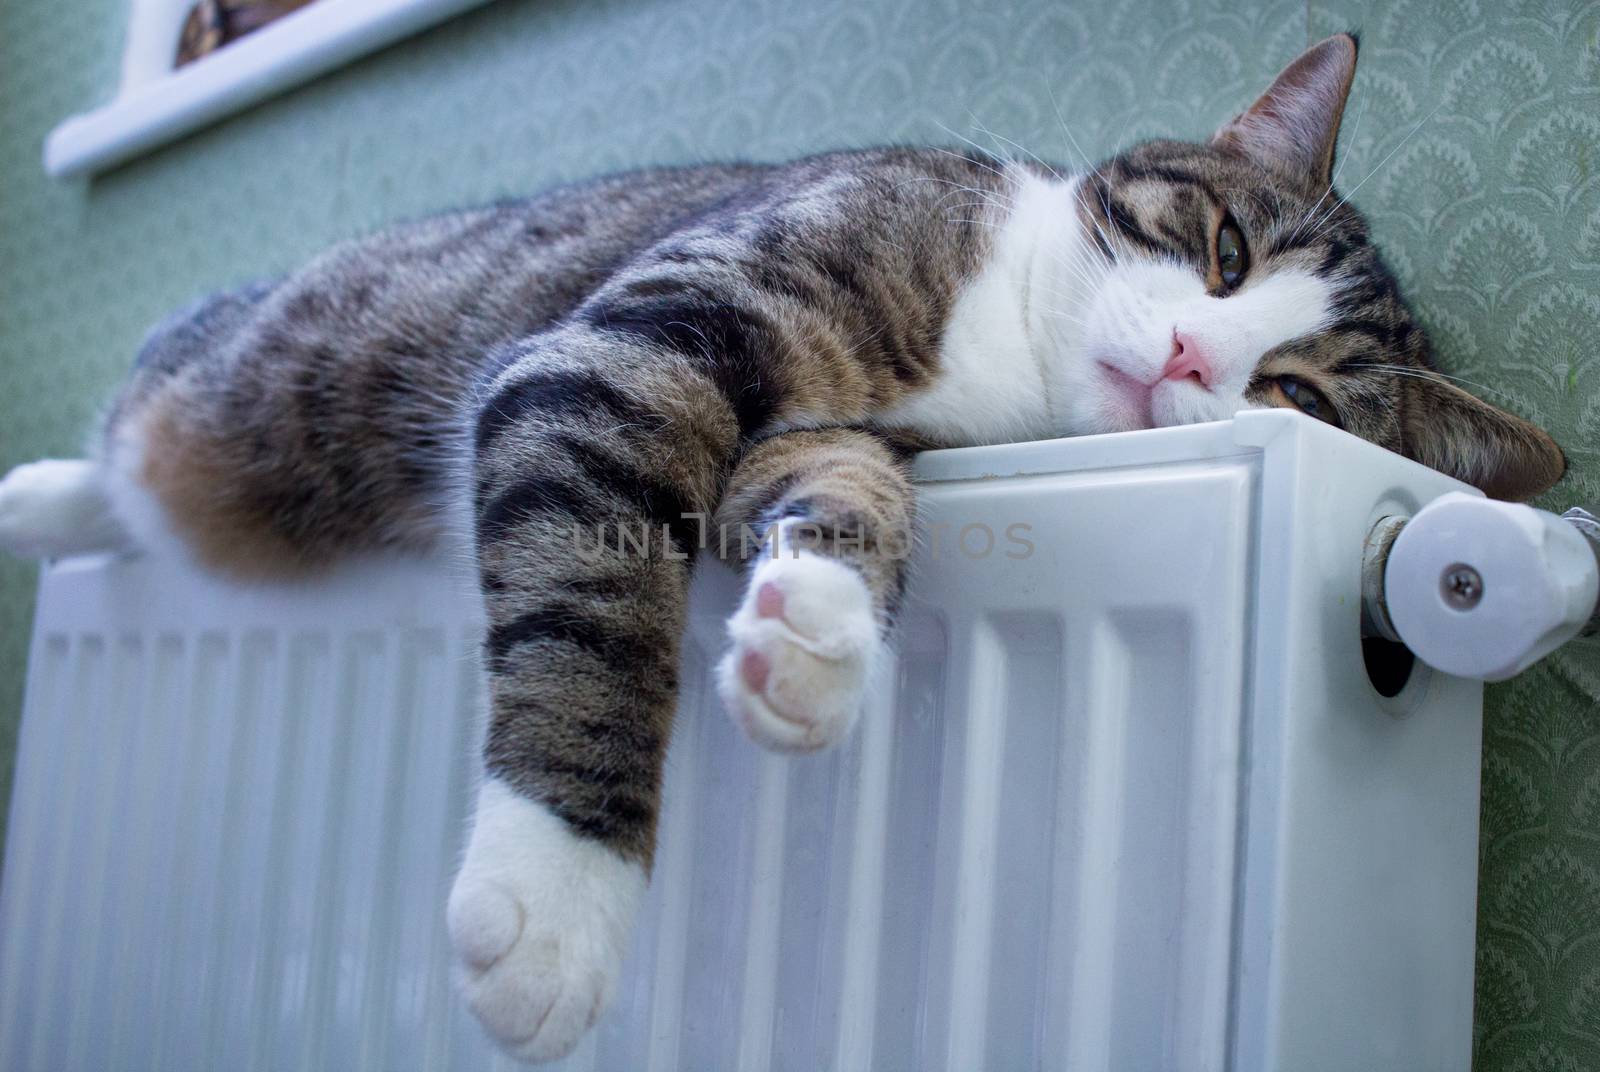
[1075,360,1156,435]
[1149,381,1253,429]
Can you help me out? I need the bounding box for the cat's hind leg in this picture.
[0,459,133,559]
[714,429,915,753]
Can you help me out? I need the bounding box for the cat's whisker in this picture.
[937,177,1017,210]
[923,169,1017,222]
[893,174,1013,208]
[1353,362,1524,406]
[1290,87,1372,242]
[1033,274,1094,305]
[940,200,1008,215]
[1045,80,1110,189]
[950,116,1011,158]
[967,119,1063,182]
[1078,204,1122,270]
[1045,272,1101,302]
[1041,310,1091,328]
[1036,245,1104,290]
[929,141,1011,184]
[1042,252,1107,297]
[1041,101,1127,263]
[1295,100,1445,245]
[1043,270,1103,304]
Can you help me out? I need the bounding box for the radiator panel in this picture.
[0,415,1484,1070]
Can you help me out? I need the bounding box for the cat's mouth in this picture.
[1096,361,1155,430]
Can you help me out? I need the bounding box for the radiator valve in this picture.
[1362,496,1599,682]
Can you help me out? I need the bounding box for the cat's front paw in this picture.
[448,780,645,1064]
[717,541,882,753]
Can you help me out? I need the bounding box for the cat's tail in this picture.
[0,459,136,560]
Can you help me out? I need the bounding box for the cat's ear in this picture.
[1212,33,1358,188]
[1400,374,1567,501]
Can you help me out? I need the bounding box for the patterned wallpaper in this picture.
[0,0,1594,1064]
[1320,6,1600,1068]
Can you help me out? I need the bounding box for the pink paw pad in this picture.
[740,649,771,692]
[755,582,785,620]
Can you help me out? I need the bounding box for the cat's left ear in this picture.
[1212,33,1358,188]
[1399,374,1568,502]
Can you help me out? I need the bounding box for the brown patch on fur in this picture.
[135,392,323,579]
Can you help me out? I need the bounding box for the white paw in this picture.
[717,529,882,753]
[448,779,644,1064]
[0,459,129,559]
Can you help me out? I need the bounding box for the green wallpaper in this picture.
[0,0,1594,1064]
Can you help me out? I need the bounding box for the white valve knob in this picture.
[1384,492,1599,682]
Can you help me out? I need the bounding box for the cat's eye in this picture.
[1216,218,1248,289]
[1278,375,1342,427]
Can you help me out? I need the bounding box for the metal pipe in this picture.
[1360,515,1407,644]
[1563,507,1600,637]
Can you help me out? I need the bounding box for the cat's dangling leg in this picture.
[0,459,134,559]
[713,428,916,754]
[448,327,742,1063]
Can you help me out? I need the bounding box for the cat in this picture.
[0,33,1567,1062]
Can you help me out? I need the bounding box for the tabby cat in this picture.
[0,34,1566,1061]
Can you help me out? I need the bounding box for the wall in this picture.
[0,0,1595,1064]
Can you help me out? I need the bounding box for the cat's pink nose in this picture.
[1164,331,1213,388]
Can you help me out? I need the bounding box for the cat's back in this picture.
[299,161,775,342]
[319,146,989,339]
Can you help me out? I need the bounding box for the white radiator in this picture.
[0,410,1490,1071]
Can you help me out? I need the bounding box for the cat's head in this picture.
[1059,34,1565,501]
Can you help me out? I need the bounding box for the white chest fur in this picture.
[872,171,1088,447]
